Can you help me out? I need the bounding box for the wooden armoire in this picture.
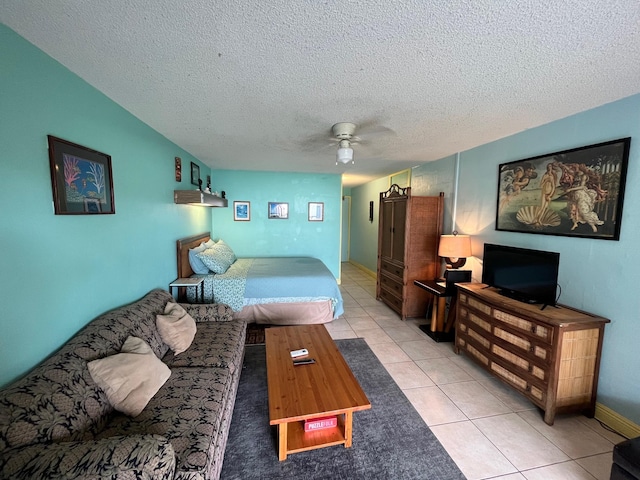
[376,185,444,320]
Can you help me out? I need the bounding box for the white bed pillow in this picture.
[156,302,197,354]
[87,336,171,417]
[188,242,210,274]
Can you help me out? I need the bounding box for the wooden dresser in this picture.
[376,185,444,320]
[455,283,609,425]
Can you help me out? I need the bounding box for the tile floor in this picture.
[328,263,625,480]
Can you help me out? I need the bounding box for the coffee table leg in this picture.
[344,411,353,448]
[278,423,288,461]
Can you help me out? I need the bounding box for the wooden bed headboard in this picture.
[177,232,211,278]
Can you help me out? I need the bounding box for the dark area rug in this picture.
[244,323,268,345]
[221,338,466,479]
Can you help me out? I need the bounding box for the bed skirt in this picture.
[232,300,334,325]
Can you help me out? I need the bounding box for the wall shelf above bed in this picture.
[174,190,228,207]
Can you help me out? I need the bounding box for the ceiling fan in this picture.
[299,119,394,164]
[332,122,357,165]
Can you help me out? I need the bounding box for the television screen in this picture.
[482,243,560,306]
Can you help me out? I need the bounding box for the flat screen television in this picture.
[482,243,560,307]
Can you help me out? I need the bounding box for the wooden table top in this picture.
[265,324,371,424]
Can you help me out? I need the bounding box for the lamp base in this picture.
[444,257,467,269]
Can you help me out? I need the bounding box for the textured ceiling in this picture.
[2,1,640,187]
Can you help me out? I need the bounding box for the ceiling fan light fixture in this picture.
[336,146,354,165]
[336,138,354,165]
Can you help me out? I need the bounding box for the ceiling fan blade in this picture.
[356,117,396,137]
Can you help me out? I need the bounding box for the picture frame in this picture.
[190,162,200,187]
[47,135,115,215]
[496,137,631,240]
[268,202,288,219]
[234,201,250,221]
[308,202,324,221]
[175,157,182,182]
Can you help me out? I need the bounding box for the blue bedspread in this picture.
[191,257,343,318]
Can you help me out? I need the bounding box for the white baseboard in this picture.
[595,402,640,439]
[347,260,377,279]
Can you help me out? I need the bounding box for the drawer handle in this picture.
[528,365,533,373]
[525,385,531,392]
[531,326,536,333]
[529,346,535,353]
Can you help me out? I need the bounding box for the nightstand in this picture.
[169,277,204,303]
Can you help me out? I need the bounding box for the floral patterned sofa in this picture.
[0,289,247,479]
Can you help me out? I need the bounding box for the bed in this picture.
[176,232,343,325]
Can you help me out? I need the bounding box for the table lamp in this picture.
[438,232,472,269]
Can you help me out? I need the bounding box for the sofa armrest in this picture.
[0,434,175,480]
[181,302,235,322]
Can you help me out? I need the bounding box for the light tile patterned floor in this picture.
[330,263,624,480]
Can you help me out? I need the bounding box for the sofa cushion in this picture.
[0,351,110,450]
[163,320,246,374]
[0,435,176,480]
[88,337,171,417]
[156,303,197,355]
[64,289,173,362]
[97,367,234,479]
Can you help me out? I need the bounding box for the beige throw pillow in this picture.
[156,302,197,355]
[88,336,171,417]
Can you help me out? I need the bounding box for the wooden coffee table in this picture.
[265,324,371,461]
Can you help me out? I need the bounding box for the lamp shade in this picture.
[438,234,471,259]
[336,147,354,164]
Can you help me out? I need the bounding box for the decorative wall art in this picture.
[268,202,288,219]
[496,137,631,240]
[47,135,115,215]
[190,162,200,187]
[308,202,324,221]
[234,201,250,221]
[175,157,182,181]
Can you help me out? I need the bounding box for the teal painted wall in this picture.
[349,176,389,273]
[411,155,457,234]
[455,94,640,424]
[210,170,342,279]
[349,93,640,424]
[0,25,211,386]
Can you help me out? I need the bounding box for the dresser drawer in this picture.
[380,259,404,278]
[379,288,403,314]
[493,309,553,344]
[493,326,550,362]
[379,274,403,297]
[491,361,546,403]
[491,344,547,382]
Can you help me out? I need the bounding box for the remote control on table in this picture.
[290,348,308,358]
[293,358,315,366]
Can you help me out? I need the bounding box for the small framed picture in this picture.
[47,135,115,215]
[308,202,324,221]
[234,201,250,221]
[190,162,200,186]
[268,202,288,219]
[175,157,182,182]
